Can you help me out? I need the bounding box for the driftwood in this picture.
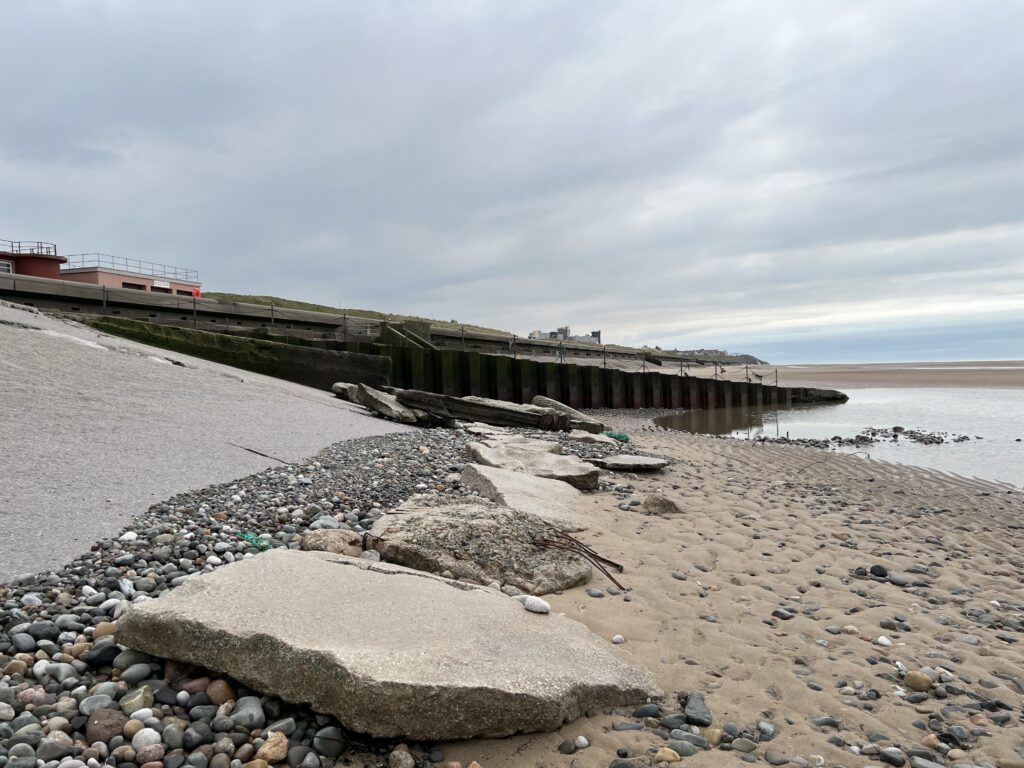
[534,530,626,590]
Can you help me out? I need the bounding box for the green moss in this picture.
[88,317,290,376]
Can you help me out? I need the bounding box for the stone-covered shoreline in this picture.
[0,427,632,768]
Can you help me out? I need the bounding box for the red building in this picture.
[0,239,66,278]
[1,238,201,295]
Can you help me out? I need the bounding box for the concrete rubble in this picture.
[366,499,591,594]
[462,462,586,531]
[116,550,657,740]
[465,441,601,491]
[353,384,419,424]
[591,454,670,471]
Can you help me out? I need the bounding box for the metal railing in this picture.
[62,253,199,282]
[0,238,57,256]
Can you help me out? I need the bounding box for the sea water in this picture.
[655,387,1024,488]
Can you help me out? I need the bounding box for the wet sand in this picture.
[726,361,1024,390]
[443,415,1024,768]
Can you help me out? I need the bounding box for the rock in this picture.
[367,500,591,595]
[132,728,163,751]
[80,694,116,717]
[460,463,585,531]
[206,679,236,705]
[904,671,932,692]
[731,737,757,753]
[388,749,415,768]
[36,737,73,762]
[116,549,658,740]
[230,697,266,729]
[354,384,419,424]
[530,396,605,433]
[300,530,364,558]
[591,455,670,472]
[120,687,154,715]
[683,692,712,726]
[312,726,345,758]
[465,441,600,490]
[330,382,358,401]
[654,746,681,763]
[255,732,288,764]
[523,596,550,614]
[642,494,684,515]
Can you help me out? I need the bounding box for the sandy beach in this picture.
[443,414,1024,767]
[716,361,1024,390]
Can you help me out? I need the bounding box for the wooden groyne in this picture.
[376,344,844,410]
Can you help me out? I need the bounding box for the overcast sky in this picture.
[2,1,1022,363]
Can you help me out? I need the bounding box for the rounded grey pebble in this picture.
[731,737,757,753]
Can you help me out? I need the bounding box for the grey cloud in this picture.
[1,0,1022,361]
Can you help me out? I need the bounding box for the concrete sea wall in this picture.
[87,317,391,392]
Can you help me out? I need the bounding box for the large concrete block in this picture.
[367,500,591,594]
[117,551,657,740]
[466,441,600,491]
[462,462,585,531]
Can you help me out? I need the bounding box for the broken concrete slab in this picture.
[367,500,590,594]
[464,422,511,437]
[475,434,563,453]
[566,429,618,445]
[466,441,600,491]
[354,384,418,424]
[116,550,656,740]
[461,463,585,532]
[531,396,605,434]
[330,382,358,402]
[591,455,670,472]
[301,529,364,557]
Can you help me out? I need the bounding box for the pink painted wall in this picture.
[61,269,200,295]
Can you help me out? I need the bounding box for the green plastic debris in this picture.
[239,532,271,551]
[602,431,631,443]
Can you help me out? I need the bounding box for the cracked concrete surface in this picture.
[0,300,410,582]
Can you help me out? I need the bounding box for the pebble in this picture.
[731,737,757,753]
[523,596,550,614]
[904,671,932,692]
[654,746,681,762]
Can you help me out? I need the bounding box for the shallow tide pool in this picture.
[655,387,1024,488]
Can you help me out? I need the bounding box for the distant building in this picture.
[2,238,202,296]
[527,326,602,344]
[680,348,728,357]
[61,254,201,296]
